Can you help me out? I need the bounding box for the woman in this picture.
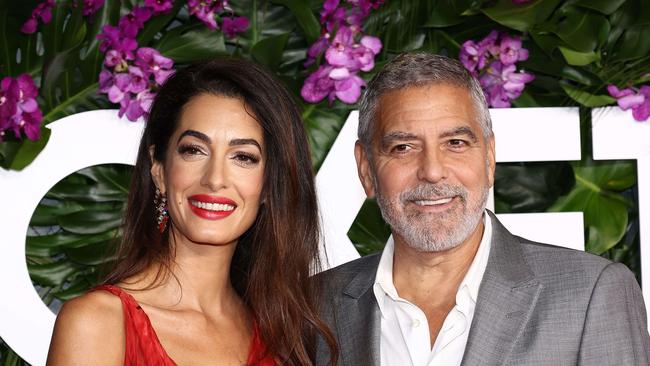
[46,58,337,365]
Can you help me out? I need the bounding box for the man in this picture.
[315,52,650,366]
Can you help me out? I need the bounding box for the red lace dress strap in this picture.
[91,285,277,365]
[90,285,176,366]
[247,321,278,366]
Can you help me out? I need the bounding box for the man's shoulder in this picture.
[315,253,382,292]
[515,235,621,285]
[318,252,382,279]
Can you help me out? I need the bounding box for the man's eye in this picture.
[391,144,412,153]
[448,139,468,149]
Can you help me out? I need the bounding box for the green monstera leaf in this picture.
[481,0,563,32]
[550,160,635,254]
[26,164,131,305]
[495,162,575,213]
[348,199,392,256]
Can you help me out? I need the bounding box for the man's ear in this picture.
[486,134,496,188]
[149,145,166,193]
[354,141,376,198]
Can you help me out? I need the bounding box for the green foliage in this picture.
[550,160,636,254]
[26,164,131,300]
[494,162,575,212]
[348,199,392,256]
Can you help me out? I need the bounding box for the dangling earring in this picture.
[154,188,169,233]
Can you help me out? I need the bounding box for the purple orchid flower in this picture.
[106,73,132,104]
[188,0,223,29]
[97,25,121,52]
[306,34,331,65]
[480,61,534,108]
[607,85,650,121]
[0,75,43,141]
[0,78,19,138]
[120,89,155,121]
[98,70,114,93]
[21,19,39,34]
[118,6,152,39]
[333,72,365,104]
[83,0,105,17]
[320,0,344,31]
[134,48,174,85]
[301,65,335,103]
[460,31,533,107]
[127,66,149,93]
[325,26,357,69]
[221,16,249,38]
[21,0,54,34]
[302,0,383,105]
[104,50,126,69]
[145,0,174,14]
[460,40,482,75]
[635,86,650,121]
[499,34,529,65]
[97,25,138,60]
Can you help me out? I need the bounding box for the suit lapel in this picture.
[461,212,542,365]
[334,255,381,366]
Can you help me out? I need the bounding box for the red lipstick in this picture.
[188,194,237,220]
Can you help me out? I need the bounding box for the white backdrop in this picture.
[0,107,648,365]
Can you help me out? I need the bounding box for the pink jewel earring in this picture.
[154,188,169,233]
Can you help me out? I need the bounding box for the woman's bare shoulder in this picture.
[46,290,125,366]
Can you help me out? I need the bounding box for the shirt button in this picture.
[412,319,421,328]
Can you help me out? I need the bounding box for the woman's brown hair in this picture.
[104,58,337,365]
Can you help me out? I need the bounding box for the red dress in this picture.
[92,285,276,366]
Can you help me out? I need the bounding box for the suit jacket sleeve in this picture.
[578,262,650,365]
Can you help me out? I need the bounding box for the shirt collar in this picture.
[459,212,492,304]
[373,235,398,316]
[372,211,492,315]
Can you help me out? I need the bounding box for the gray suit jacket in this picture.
[315,212,650,365]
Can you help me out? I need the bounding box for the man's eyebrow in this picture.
[380,131,418,148]
[229,138,262,151]
[177,129,210,144]
[440,126,478,142]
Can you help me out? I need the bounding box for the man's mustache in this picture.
[400,183,467,202]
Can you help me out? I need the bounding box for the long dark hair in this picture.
[104,58,337,365]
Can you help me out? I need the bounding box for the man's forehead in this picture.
[373,85,480,138]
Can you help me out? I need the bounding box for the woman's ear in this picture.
[149,145,166,193]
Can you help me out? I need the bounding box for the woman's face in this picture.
[151,93,265,247]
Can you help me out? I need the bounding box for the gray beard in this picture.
[375,181,489,253]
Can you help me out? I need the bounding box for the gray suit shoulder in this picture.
[516,235,622,279]
[317,253,381,280]
[315,253,381,295]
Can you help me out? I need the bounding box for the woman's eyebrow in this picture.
[177,129,211,144]
[229,138,261,150]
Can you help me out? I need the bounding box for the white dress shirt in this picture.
[373,213,492,366]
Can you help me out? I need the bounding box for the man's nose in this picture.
[416,148,448,183]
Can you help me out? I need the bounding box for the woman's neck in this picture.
[126,235,243,316]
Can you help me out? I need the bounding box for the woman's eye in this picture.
[233,152,261,166]
[177,144,205,156]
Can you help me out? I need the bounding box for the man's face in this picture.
[355,84,495,252]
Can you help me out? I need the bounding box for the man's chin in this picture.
[404,235,465,253]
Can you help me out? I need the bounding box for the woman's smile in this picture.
[188,194,237,220]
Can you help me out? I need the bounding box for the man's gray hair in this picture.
[358,52,493,148]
